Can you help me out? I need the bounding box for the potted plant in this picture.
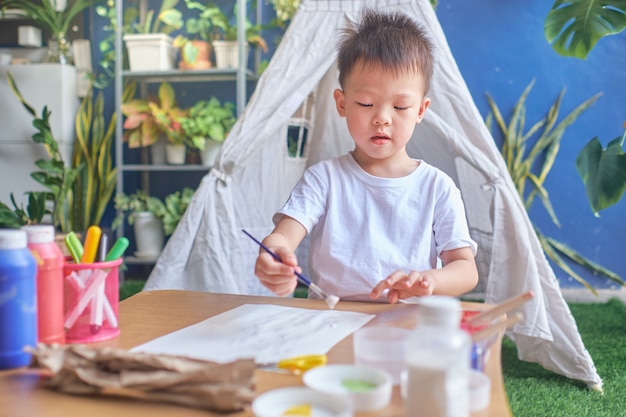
[1,0,100,64]
[180,97,236,166]
[113,190,166,258]
[121,81,189,164]
[122,0,183,71]
[172,0,221,70]
[149,82,189,164]
[113,187,194,257]
[160,187,194,235]
[207,3,268,69]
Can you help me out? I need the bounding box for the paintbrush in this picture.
[471,312,524,343]
[466,291,534,326]
[242,229,340,309]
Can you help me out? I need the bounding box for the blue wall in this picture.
[436,1,626,289]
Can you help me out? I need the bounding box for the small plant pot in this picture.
[165,144,186,165]
[133,212,163,258]
[178,40,212,70]
[201,140,222,166]
[124,33,176,72]
[213,40,248,69]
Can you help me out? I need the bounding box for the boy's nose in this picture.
[373,110,391,126]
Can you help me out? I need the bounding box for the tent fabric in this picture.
[144,0,602,388]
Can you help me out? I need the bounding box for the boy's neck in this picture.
[350,150,420,178]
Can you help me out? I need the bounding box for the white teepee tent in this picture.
[144,0,601,389]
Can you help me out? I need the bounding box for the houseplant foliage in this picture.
[127,0,183,34]
[1,0,103,63]
[173,0,222,67]
[486,79,624,293]
[544,0,626,59]
[121,82,188,148]
[180,97,236,150]
[209,2,268,52]
[0,192,48,228]
[113,187,194,236]
[69,85,120,232]
[576,123,626,216]
[7,72,82,233]
[268,0,301,26]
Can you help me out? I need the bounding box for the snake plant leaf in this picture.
[576,131,626,216]
[545,0,626,59]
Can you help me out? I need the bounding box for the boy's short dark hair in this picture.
[336,9,434,92]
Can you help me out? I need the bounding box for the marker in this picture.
[65,231,84,263]
[81,226,102,264]
[105,237,130,261]
[97,233,109,263]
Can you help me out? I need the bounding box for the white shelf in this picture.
[114,0,254,279]
[120,164,211,172]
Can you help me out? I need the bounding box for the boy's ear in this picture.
[415,97,431,124]
[333,89,346,117]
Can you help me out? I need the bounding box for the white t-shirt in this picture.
[274,153,477,301]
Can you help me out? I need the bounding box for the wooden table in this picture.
[0,290,512,416]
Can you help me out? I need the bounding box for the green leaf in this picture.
[545,0,626,59]
[576,130,626,215]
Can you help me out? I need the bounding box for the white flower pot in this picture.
[124,33,176,72]
[133,211,164,258]
[166,143,186,165]
[213,40,248,69]
[201,140,222,166]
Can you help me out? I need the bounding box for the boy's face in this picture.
[333,62,430,166]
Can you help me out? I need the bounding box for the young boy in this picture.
[254,9,478,303]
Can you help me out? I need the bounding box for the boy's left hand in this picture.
[370,270,434,304]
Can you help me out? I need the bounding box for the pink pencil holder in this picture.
[63,258,122,343]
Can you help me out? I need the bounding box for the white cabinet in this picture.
[0,64,79,206]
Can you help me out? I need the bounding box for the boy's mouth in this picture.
[371,133,390,144]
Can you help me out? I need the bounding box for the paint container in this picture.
[0,229,37,370]
[303,364,393,412]
[63,258,122,343]
[23,225,66,345]
[353,326,410,385]
[252,386,352,417]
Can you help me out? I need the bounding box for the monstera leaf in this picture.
[576,129,626,216]
[545,0,626,59]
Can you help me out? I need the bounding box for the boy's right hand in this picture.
[254,246,301,296]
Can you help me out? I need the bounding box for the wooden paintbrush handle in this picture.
[467,291,534,325]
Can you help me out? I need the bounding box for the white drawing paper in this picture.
[131,304,375,363]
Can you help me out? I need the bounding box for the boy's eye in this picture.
[356,102,372,107]
[394,106,409,110]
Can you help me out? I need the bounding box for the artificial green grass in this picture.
[119,280,146,301]
[503,298,626,417]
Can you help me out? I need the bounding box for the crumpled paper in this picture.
[27,344,256,412]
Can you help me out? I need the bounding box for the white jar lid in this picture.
[0,229,28,249]
[22,224,55,244]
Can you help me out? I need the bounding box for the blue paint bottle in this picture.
[0,229,37,370]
